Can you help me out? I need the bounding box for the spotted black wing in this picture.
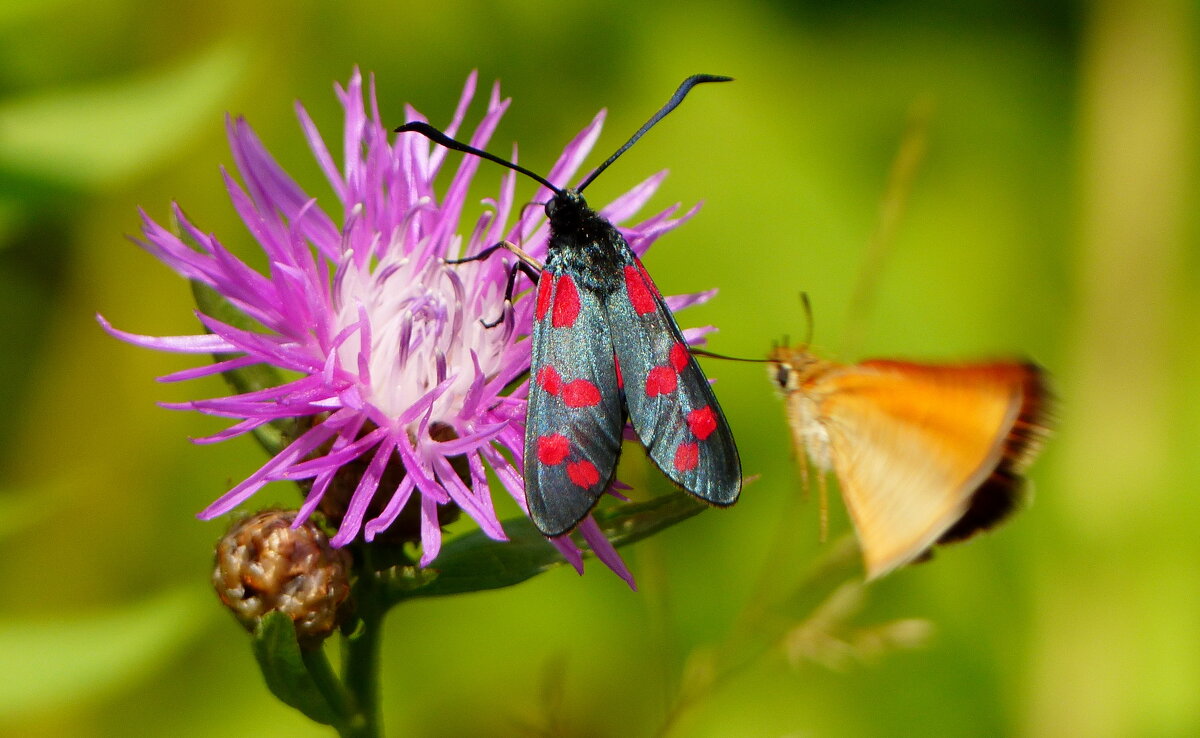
[607,255,741,505]
[523,267,626,537]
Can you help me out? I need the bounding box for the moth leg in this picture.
[481,259,541,329]
[798,446,810,502]
[446,240,544,329]
[445,239,543,271]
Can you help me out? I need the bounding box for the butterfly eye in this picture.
[544,198,558,219]
[773,364,792,389]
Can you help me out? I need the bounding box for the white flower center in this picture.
[332,234,512,427]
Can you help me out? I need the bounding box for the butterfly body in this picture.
[525,189,741,536]
[769,345,1047,579]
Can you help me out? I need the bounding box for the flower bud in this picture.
[213,510,352,646]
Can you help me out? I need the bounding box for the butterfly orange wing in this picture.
[805,360,1042,579]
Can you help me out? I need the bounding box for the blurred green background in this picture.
[2,0,1197,735]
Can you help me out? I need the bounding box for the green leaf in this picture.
[0,587,208,719]
[0,40,246,189]
[381,494,709,603]
[591,492,708,547]
[252,612,342,727]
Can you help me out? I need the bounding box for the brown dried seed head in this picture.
[213,510,353,646]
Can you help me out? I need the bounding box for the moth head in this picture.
[545,188,587,226]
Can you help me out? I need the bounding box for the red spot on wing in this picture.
[687,405,717,440]
[637,260,662,298]
[562,379,601,408]
[669,342,689,373]
[551,274,581,327]
[645,366,678,396]
[624,264,656,315]
[567,460,600,488]
[537,366,562,395]
[674,442,699,472]
[536,434,569,465]
[614,355,623,389]
[535,276,552,321]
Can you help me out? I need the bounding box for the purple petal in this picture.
[191,417,272,444]
[417,494,443,566]
[330,438,395,546]
[98,316,237,353]
[364,475,416,540]
[578,517,636,589]
[599,171,667,225]
[296,101,347,203]
[197,409,350,518]
[430,452,505,541]
[664,288,717,313]
[550,537,585,575]
[277,426,387,480]
[157,355,259,383]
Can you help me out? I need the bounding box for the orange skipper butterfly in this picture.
[768,332,1049,579]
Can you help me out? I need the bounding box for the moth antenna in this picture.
[690,347,769,363]
[577,74,732,193]
[393,121,562,194]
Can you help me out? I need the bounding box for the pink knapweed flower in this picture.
[101,70,716,585]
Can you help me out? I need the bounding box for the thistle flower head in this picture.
[102,70,715,584]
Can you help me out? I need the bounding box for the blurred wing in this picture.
[814,360,1039,579]
[523,268,625,537]
[607,256,741,505]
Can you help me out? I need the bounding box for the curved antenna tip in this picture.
[394,121,561,194]
[577,74,732,193]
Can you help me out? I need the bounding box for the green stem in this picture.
[300,647,356,736]
[340,547,386,738]
[341,608,383,738]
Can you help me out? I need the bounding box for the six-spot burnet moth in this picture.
[396,75,742,537]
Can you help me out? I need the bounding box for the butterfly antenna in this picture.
[393,121,562,194]
[799,292,815,350]
[577,74,732,193]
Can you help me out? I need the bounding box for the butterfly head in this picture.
[767,343,820,393]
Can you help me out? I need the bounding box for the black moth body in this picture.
[525,188,741,535]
